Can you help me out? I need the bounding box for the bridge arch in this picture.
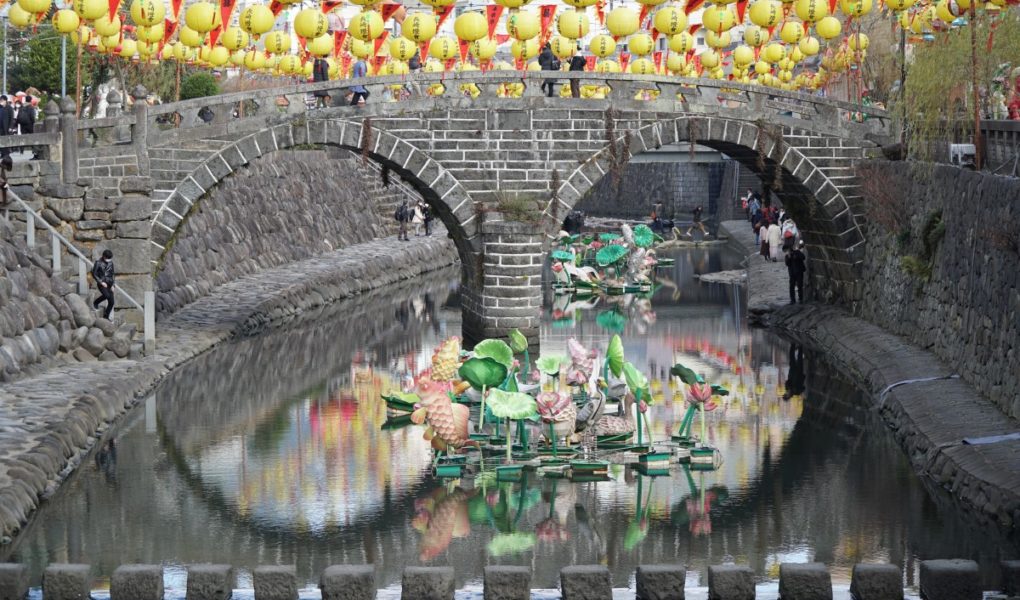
[551,115,869,303]
[149,116,483,286]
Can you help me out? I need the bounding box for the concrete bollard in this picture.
[483,566,531,600]
[321,565,376,600]
[849,563,903,600]
[253,566,299,600]
[560,565,612,600]
[42,564,92,600]
[778,563,832,600]
[707,565,755,600]
[111,564,163,600]
[401,567,455,600]
[0,563,28,600]
[919,559,981,600]
[1001,561,1020,597]
[636,565,686,600]
[187,564,235,600]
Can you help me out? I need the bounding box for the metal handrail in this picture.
[7,188,144,312]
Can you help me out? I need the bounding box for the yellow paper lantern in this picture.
[384,60,410,75]
[733,44,755,65]
[596,59,621,73]
[885,0,916,10]
[428,35,458,60]
[295,9,328,39]
[278,54,301,74]
[507,10,539,40]
[706,30,731,48]
[328,58,340,78]
[137,23,164,42]
[763,42,785,62]
[629,57,655,74]
[93,13,121,37]
[702,6,736,33]
[71,25,93,45]
[230,49,245,65]
[173,42,193,61]
[754,60,771,74]
[562,0,598,8]
[129,0,164,26]
[263,30,291,54]
[666,53,686,73]
[780,21,803,44]
[17,0,51,15]
[606,7,639,37]
[557,10,589,39]
[453,11,486,41]
[495,0,531,8]
[839,0,873,15]
[308,34,334,56]
[470,37,497,60]
[749,0,781,27]
[653,4,687,35]
[628,33,653,55]
[935,0,960,22]
[815,15,841,39]
[847,32,869,50]
[185,2,218,34]
[389,36,416,60]
[789,45,804,62]
[240,4,275,38]
[795,0,829,21]
[349,11,384,41]
[52,9,81,33]
[699,49,721,68]
[420,0,456,9]
[550,35,576,58]
[589,34,616,58]
[117,38,137,58]
[207,45,229,66]
[403,12,437,42]
[743,25,767,46]
[72,0,107,21]
[220,26,248,50]
[511,37,540,59]
[798,35,820,55]
[350,38,373,58]
[179,26,205,48]
[669,31,695,53]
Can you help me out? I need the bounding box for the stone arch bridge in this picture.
[11,71,891,342]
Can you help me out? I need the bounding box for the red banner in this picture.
[170,0,183,20]
[653,50,663,71]
[458,38,469,62]
[269,0,285,16]
[585,55,596,70]
[108,0,121,19]
[685,0,704,15]
[321,0,341,13]
[434,5,454,29]
[595,0,606,25]
[219,0,238,35]
[209,26,223,47]
[688,23,701,34]
[495,33,510,44]
[736,0,748,23]
[372,55,386,74]
[485,4,504,39]
[619,51,630,71]
[341,53,352,76]
[163,17,178,43]
[420,39,431,63]
[638,3,652,28]
[372,30,389,56]
[651,28,661,43]
[443,57,456,71]
[381,2,401,21]
[828,0,838,17]
[539,5,557,44]
[514,57,524,70]
[333,30,347,57]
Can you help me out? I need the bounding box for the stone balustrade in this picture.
[0,559,1015,600]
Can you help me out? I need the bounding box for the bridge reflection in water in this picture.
[6,249,1013,591]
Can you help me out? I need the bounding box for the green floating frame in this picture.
[496,465,524,482]
[434,464,464,478]
[638,451,671,464]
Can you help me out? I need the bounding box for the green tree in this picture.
[6,28,93,99]
[179,72,219,100]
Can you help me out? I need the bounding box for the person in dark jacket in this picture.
[92,249,116,319]
[312,57,330,108]
[15,96,36,159]
[784,240,806,304]
[538,44,559,97]
[568,47,586,98]
[0,96,13,157]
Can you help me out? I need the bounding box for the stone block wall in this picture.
[0,220,129,381]
[574,161,726,222]
[845,161,1020,418]
[154,149,409,316]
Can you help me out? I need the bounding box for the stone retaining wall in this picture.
[845,162,1020,418]
[155,148,408,316]
[0,559,1009,600]
[0,220,129,382]
[574,161,726,222]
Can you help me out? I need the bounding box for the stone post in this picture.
[461,219,543,345]
[106,89,121,117]
[59,96,78,185]
[109,90,132,144]
[43,99,59,133]
[131,85,150,177]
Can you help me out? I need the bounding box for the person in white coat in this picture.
[767,222,783,262]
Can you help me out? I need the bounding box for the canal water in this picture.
[4,246,1016,595]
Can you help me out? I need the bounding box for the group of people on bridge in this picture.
[744,189,807,305]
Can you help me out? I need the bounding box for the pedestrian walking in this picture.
[15,95,37,159]
[91,249,116,319]
[0,96,13,158]
[312,57,331,108]
[767,221,782,261]
[538,43,560,97]
[350,59,369,106]
[685,205,708,238]
[568,47,586,98]
[412,200,425,236]
[785,240,806,304]
[395,200,411,241]
[781,218,799,251]
[421,200,433,236]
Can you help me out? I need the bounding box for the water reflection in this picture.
[6,250,1018,592]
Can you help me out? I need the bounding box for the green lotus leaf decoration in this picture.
[487,532,536,557]
[632,224,656,248]
[382,390,420,412]
[711,384,730,396]
[596,244,629,267]
[607,335,625,378]
[459,357,509,391]
[596,310,627,333]
[670,363,704,385]
[581,235,595,246]
[486,389,538,420]
[599,232,621,243]
[473,339,515,371]
[536,354,568,376]
[551,249,575,262]
[468,495,490,524]
[508,329,528,354]
[623,519,648,550]
[622,361,648,395]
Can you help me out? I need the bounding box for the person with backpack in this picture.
[15,95,37,159]
[92,249,116,319]
[420,200,433,236]
[785,240,807,304]
[538,43,560,97]
[568,46,586,98]
[395,200,410,241]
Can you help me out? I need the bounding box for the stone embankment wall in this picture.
[574,161,725,221]
[847,161,1020,418]
[155,149,408,315]
[0,221,128,382]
